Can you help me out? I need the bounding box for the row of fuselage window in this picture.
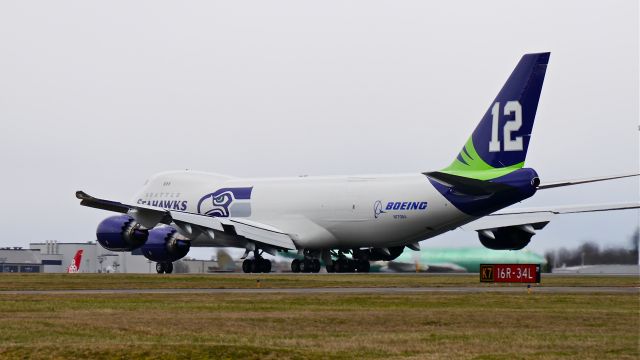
[142,192,182,198]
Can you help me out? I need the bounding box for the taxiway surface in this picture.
[0,286,636,295]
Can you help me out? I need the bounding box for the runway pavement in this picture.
[0,286,637,295]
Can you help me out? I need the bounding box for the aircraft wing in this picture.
[76,191,297,250]
[461,202,640,232]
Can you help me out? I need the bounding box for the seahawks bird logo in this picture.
[197,187,253,217]
[206,191,234,217]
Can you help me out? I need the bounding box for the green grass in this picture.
[0,274,636,358]
[0,292,637,359]
[0,273,637,291]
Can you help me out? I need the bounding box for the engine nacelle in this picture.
[140,227,190,263]
[97,215,149,251]
[478,226,534,250]
[355,246,404,261]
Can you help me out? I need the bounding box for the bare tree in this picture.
[544,230,639,267]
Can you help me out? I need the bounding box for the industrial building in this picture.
[0,241,226,274]
[0,248,42,273]
[29,241,153,273]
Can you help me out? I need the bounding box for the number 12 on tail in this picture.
[489,101,523,152]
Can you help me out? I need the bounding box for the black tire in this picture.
[300,259,308,273]
[305,259,315,273]
[325,263,335,273]
[358,260,370,273]
[261,259,272,273]
[165,262,174,274]
[291,259,301,273]
[250,259,260,273]
[334,258,345,273]
[242,259,251,273]
[347,260,356,273]
[155,262,165,274]
[312,259,321,273]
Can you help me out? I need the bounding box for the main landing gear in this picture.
[242,250,272,273]
[156,262,173,274]
[325,257,370,273]
[242,258,272,273]
[290,258,321,273]
[289,249,371,273]
[324,250,371,273]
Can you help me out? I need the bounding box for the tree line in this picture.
[544,229,639,269]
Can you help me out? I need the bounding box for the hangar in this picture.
[0,248,42,273]
[28,241,152,273]
[0,241,225,273]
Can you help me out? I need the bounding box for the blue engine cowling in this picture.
[140,226,190,263]
[97,215,149,251]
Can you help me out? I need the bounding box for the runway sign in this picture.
[480,264,541,283]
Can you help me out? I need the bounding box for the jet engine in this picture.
[478,226,536,250]
[355,246,405,261]
[97,215,148,251]
[140,226,190,263]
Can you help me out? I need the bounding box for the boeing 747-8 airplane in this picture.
[77,52,638,273]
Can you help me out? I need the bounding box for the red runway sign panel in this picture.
[480,264,541,283]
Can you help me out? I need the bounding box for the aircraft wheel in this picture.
[250,259,261,273]
[291,259,301,273]
[325,264,335,273]
[261,259,272,273]
[348,260,356,273]
[306,259,316,273]
[357,260,370,273]
[155,262,165,274]
[165,262,174,274]
[344,259,354,272]
[312,259,321,273]
[334,258,346,273]
[305,259,315,273]
[242,259,251,273]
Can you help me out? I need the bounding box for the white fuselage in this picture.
[132,171,473,250]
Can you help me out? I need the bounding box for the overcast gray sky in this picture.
[0,0,638,258]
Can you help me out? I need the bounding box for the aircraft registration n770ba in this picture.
[77,52,639,274]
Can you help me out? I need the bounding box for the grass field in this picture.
[0,274,637,359]
[0,273,637,290]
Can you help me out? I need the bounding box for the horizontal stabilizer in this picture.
[538,173,638,190]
